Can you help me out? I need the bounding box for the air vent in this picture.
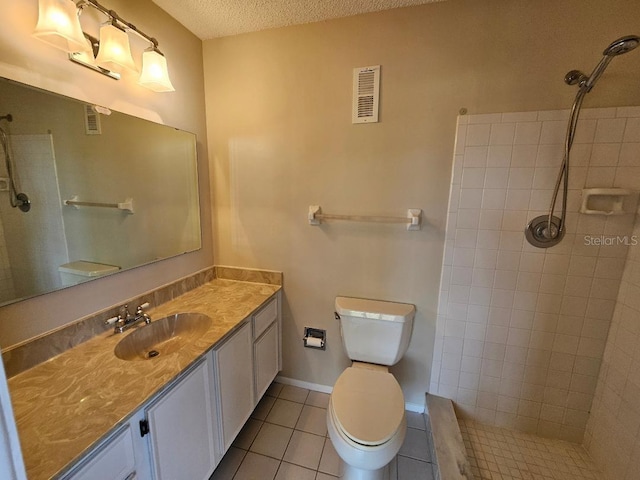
[84,104,102,135]
[352,65,380,124]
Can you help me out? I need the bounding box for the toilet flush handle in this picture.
[334,312,340,320]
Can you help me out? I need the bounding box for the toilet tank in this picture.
[335,296,415,366]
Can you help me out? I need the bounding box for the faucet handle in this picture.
[105,315,120,325]
[137,302,150,313]
[136,302,152,325]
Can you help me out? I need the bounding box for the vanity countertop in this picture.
[7,278,281,480]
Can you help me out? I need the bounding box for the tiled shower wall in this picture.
[0,219,15,303]
[0,138,15,303]
[430,106,640,442]
[0,134,68,299]
[584,217,640,479]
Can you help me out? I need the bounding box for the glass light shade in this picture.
[95,24,137,73]
[139,49,175,92]
[33,0,89,53]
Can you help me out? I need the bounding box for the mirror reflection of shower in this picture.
[525,35,640,248]
[0,114,31,213]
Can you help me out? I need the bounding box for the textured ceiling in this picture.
[151,0,446,39]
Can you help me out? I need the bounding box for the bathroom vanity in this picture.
[7,276,282,480]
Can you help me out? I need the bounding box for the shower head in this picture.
[603,35,640,56]
[582,34,639,91]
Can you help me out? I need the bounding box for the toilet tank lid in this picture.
[335,297,415,323]
[58,261,120,277]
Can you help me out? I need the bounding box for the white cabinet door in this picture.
[63,426,136,480]
[0,349,26,480]
[254,321,279,401]
[145,358,218,480]
[214,322,254,452]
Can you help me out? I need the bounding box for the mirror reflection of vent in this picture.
[352,65,380,124]
[84,104,102,135]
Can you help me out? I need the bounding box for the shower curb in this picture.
[426,393,474,479]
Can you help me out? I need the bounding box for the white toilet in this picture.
[327,296,415,480]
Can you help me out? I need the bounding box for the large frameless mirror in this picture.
[0,77,201,307]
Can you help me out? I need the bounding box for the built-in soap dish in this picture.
[580,188,637,215]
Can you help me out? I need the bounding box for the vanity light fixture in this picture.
[33,0,175,92]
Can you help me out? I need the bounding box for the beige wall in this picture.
[0,0,212,348]
[203,0,640,406]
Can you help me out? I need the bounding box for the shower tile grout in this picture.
[459,417,602,480]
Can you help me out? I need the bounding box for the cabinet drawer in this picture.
[253,297,277,339]
[65,426,135,480]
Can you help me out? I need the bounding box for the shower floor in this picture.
[459,419,601,480]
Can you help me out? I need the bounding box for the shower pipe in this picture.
[0,115,31,213]
[525,35,640,248]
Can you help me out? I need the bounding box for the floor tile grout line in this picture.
[228,383,436,480]
[242,419,263,453]
[317,436,331,476]
[234,428,435,478]
[229,447,248,480]
[228,424,434,480]
[275,403,302,473]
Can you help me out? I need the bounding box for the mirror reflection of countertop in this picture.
[7,278,281,480]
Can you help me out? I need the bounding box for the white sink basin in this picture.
[114,313,211,361]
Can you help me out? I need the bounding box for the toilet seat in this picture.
[330,365,405,447]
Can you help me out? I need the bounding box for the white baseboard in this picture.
[405,402,425,413]
[275,375,333,394]
[275,376,425,413]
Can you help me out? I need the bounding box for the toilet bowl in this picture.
[327,363,407,480]
[327,296,415,480]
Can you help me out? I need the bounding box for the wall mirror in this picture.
[0,77,201,307]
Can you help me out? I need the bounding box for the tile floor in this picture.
[210,382,437,480]
[460,418,602,480]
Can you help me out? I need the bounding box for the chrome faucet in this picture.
[106,302,152,333]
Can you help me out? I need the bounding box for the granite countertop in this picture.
[7,278,281,480]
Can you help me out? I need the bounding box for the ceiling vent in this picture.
[352,65,380,124]
[84,104,102,135]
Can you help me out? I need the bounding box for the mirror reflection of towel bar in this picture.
[308,205,421,230]
[64,195,134,214]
